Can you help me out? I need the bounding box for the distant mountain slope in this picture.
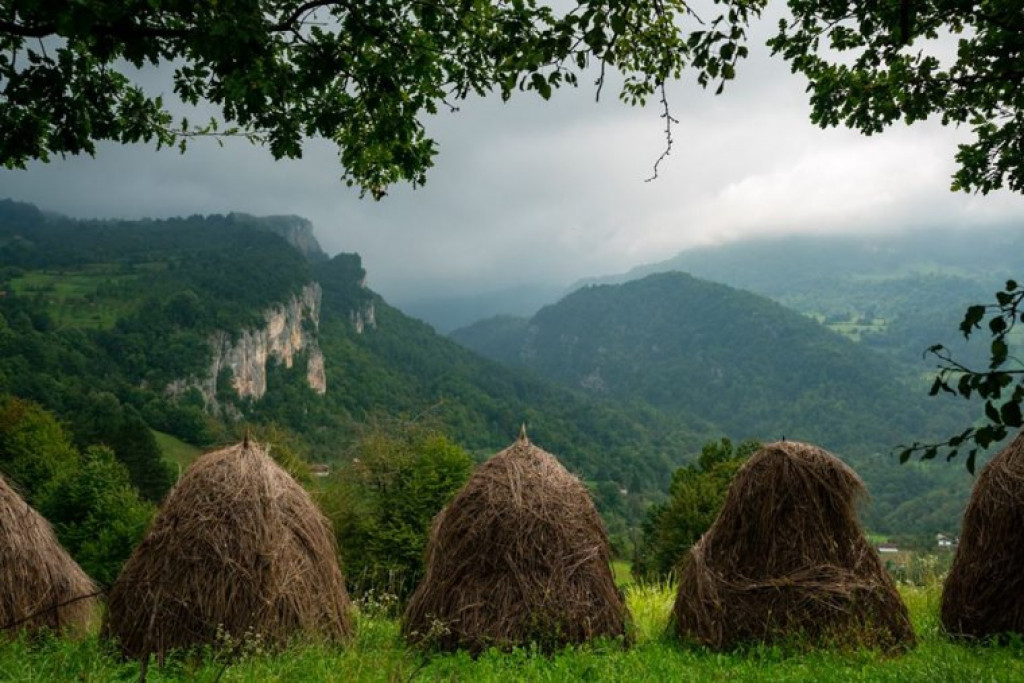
[448,315,530,363]
[305,256,711,498]
[0,199,708,530]
[573,228,1024,294]
[395,284,563,334]
[458,272,963,451]
[570,228,1024,369]
[452,272,979,533]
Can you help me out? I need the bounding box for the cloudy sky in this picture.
[1,9,1022,304]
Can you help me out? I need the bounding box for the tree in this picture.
[2,2,1020,196]
[633,437,760,581]
[0,394,78,495]
[899,279,1024,473]
[0,0,760,197]
[769,0,1024,195]
[0,396,154,585]
[319,420,472,598]
[39,445,155,586]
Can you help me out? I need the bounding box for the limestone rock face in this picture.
[351,301,376,334]
[168,283,326,414]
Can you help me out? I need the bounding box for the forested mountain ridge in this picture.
[0,199,706,534]
[452,272,980,533]
[454,272,965,450]
[568,228,1024,370]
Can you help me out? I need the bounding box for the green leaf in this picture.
[991,339,1008,367]
[1002,401,1023,428]
[960,305,986,337]
[985,400,1001,424]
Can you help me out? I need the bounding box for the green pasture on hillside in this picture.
[3,582,1023,682]
[8,267,139,329]
[153,430,204,474]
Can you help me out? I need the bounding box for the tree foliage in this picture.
[38,445,155,586]
[319,419,473,598]
[899,279,1024,473]
[0,0,762,196]
[770,0,1024,194]
[633,438,760,581]
[0,395,154,585]
[2,1,1020,195]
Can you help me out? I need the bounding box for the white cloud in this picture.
[2,15,1022,303]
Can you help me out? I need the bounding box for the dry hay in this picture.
[103,440,351,661]
[673,440,914,651]
[402,431,628,653]
[0,473,99,638]
[942,429,1024,639]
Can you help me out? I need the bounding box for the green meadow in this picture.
[8,267,139,329]
[3,582,1023,682]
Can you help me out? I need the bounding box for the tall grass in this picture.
[624,577,676,643]
[4,579,1024,681]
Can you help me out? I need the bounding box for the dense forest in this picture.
[568,229,1024,372]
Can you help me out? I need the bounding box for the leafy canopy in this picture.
[3,1,1021,195]
[318,417,473,598]
[0,0,761,197]
[771,0,1024,194]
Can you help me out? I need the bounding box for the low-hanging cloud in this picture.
[1,11,1021,302]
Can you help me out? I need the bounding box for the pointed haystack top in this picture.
[0,474,98,638]
[942,430,1024,638]
[103,440,351,661]
[402,435,628,652]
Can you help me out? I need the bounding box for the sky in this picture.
[1,9,1022,304]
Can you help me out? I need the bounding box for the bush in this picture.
[633,438,759,581]
[320,421,473,598]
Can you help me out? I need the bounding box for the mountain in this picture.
[452,272,980,532]
[1,199,987,536]
[569,227,1024,370]
[573,227,1024,293]
[0,199,707,533]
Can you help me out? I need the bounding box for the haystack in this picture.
[103,440,351,661]
[0,473,99,638]
[942,429,1024,639]
[402,431,628,652]
[674,440,914,651]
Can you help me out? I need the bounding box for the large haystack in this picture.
[402,431,628,653]
[942,430,1024,639]
[0,474,99,638]
[674,440,914,651]
[103,440,351,661]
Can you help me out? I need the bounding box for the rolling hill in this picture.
[452,272,982,532]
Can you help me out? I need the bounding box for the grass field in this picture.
[8,268,138,329]
[152,430,203,474]
[2,582,1023,681]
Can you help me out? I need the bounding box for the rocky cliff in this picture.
[226,213,328,261]
[168,282,327,414]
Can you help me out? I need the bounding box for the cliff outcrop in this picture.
[168,283,327,414]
